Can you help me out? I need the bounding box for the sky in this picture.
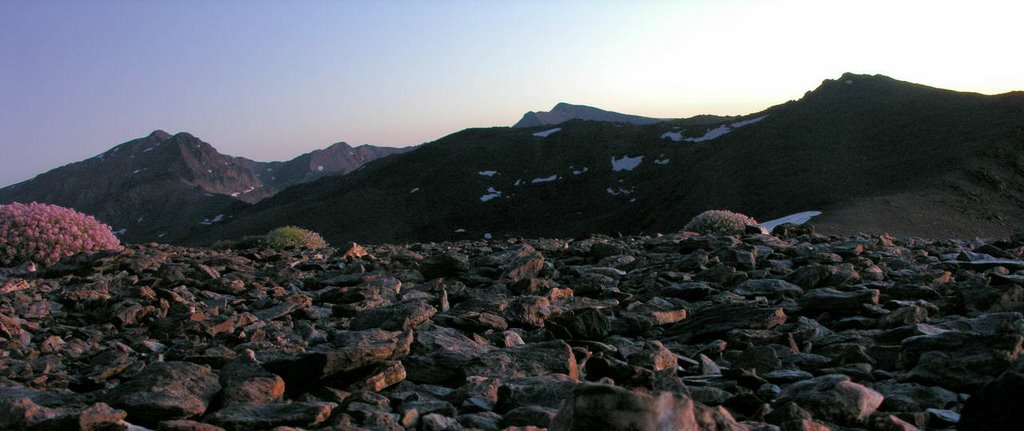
[2,0,1022,187]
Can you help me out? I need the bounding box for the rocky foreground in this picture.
[2,226,1024,430]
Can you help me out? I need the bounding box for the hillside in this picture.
[190,73,1024,246]
[0,132,406,243]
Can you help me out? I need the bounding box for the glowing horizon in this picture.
[1,0,1022,187]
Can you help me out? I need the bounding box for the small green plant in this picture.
[683,210,758,235]
[264,226,328,250]
[0,202,122,267]
[211,235,266,250]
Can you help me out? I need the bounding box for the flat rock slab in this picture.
[465,340,579,381]
[262,344,396,393]
[665,302,787,343]
[107,361,221,427]
[549,383,749,431]
[349,299,437,331]
[218,356,285,405]
[776,374,884,425]
[205,402,336,430]
[799,288,880,313]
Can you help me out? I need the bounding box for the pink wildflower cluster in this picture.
[0,202,122,267]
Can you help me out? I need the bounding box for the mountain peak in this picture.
[148,130,172,140]
[324,141,354,151]
[512,102,666,128]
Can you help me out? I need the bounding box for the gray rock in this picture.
[734,279,804,298]
[666,302,787,343]
[205,402,336,430]
[547,308,610,340]
[219,353,285,405]
[350,299,437,331]
[465,341,579,381]
[549,383,749,431]
[798,288,880,313]
[107,361,221,427]
[775,374,884,425]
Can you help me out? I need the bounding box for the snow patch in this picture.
[132,169,141,174]
[685,125,732,142]
[683,115,768,142]
[157,233,166,238]
[317,165,324,172]
[606,187,634,196]
[142,147,155,153]
[533,128,561,138]
[661,131,683,142]
[483,233,493,240]
[479,170,498,177]
[514,179,523,186]
[760,211,823,232]
[454,228,467,233]
[730,115,767,128]
[112,228,126,235]
[410,187,421,194]
[230,186,257,197]
[480,187,503,202]
[611,155,643,172]
[531,175,559,184]
[572,166,589,175]
[654,158,670,165]
[199,214,225,225]
[845,79,854,85]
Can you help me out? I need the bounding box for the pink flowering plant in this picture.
[0,202,122,267]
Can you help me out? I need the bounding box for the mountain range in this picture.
[0,132,406,243]
[186,73,1024,244]
[4,72,1023,245]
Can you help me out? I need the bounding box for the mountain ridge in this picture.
[513,102,670,128]
[189,72,1024,245]
[0,131,408,243]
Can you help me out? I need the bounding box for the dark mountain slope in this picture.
[0,132,406,243]
[191,73,1024,245]
[0,131,264,242]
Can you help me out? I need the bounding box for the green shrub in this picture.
[0,202,122,267]
[264,226,328,250]
[683,210,758,235]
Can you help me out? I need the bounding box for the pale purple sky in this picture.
[2,0,1022,187]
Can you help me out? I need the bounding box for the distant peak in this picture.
[325,141,353,150]
[513,102,666,128]
[148,130,172,140]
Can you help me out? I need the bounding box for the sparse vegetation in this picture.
[264,226,328,250]
[0,202,122,267]
[210,235,267,250]
[683,210,758,235]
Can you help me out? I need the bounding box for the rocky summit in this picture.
[2,225,1024,430]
